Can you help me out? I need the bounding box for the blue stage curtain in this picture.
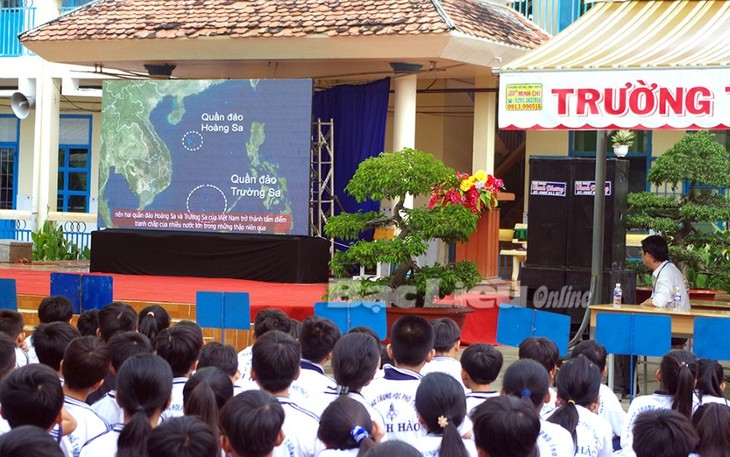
[312,78,390,219]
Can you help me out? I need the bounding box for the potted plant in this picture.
[611,129,635,157]
[627,131,730,297]
[324,148,503,326]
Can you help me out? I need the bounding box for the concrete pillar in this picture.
[31,63,60,228]
[392,74,418,151]
[472,74,497,174]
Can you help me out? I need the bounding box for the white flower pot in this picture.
[613,145,629,157]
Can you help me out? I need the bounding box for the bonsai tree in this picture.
[324,148,502,307]
[627,131,730,290]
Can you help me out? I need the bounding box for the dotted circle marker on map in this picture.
[182,131,204,151]
[186,184,228,213]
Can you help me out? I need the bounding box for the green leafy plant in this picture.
[325,148,499,307]
[627,131,730,290]
[31,221,89,261]
[611,129,635,147]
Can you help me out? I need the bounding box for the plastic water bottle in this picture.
[671,286,682,311]
[612,283,622,308]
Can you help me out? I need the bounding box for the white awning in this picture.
[498,0,730,130]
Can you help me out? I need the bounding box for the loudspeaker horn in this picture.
[10,92,35,120]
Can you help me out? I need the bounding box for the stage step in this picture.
[17,294,254,351]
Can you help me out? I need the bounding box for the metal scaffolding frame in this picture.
[310,119,335,254]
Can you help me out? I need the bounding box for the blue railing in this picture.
[0,219,91,257]
[0,6,35,57]
[0,219,31,242]
[509,0,593,36]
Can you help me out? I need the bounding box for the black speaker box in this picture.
[565,268,637,305]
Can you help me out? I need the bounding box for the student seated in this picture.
[137,305,171,343]
[32,322,81,376]
[220,390,286,457]
[0,309,29,368]
[691,403,730,457]
[460,343,503,414]
[632,409,698,457]
[695,359,728,407]
[237,309,291,387]
[0,425,65,457]
[318,396,379,457]
[421,318,466,391]
[290,316,340,410]
[182,366,233,454]
[471,396,540,457]
[76,310,99,337]
[198,341,242,384]
[26,295,74,364]
[155,325,203,420]
[147,416,218,457]
[518,336,559,418]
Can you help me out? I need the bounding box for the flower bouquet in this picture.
[428,170,504,214]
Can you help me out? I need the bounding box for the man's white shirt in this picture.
[651,261,690,310]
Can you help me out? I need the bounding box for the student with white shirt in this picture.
[620,350,698,454]
[501,359,576,457]
[695,358,728,407]
[251,330,321,457]
[362,441,421,457]
[460,343,503,414]
[518,337,560,419]
[155,325,203,420]
[220,390,286,457]
[362,315,434,447]
[421,318,466,391]
[0,425,65,457]
[471,395,540,457]
[60,336,112,457]
[0,309,29,368]
[147,416,218,457]
[25,295,74,365]
[347,326,389,377]
[237,309,292,386]
[182,366,233,454]
[318,396,380,457]
[691,403,730,456]
[0,364,65,432]
[290,316,340,405]
[198,341,242,384]
[571,340,626,447]
[414,372,477,457]
[631,409,698,457]
[80,354,173,457]
[91,331,153,425]
[137,305,171,344]
[32,322,81,376]
[547,355,613,457]
[75,310,99,337]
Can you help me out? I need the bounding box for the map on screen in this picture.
[98,79,312,236]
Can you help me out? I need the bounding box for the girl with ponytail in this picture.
[137,305,171,343]
[501,359,574,457]
[547,355,612,457]
[696,358,727,406]
[620,349,698,452]
[414,372,475,457]
[317,396,380,457]
[182,366,233,453]
[80,353,173,457]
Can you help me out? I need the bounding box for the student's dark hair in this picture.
[431,318,461,353]
[147,416,218,457]
[174,320,204,343]
[289,318,302,340]
[253,309,291,338]
[0,310,23,339]
[154,325,203,377]
[501,359,551,411]
[415,372,469,457]
[76,309,99,337]
[198,342,238,377]
[460,343,503,385]
[547,355,601,447]
[696,358,724,399]
[115,354,173,457]
[518,337,559,374]
[691,403,730,457]
[318,396,376,457]
[660,350,698,418]
[641,235,670,262]
[363,441,421,457]
[471,396,540,457]
[332,332,380,393]
[300,316,341,363]
[347,326,389,368]
[632,409,698,457]
[0,364,64,430]
[0,425,65,457]
[31,322,80,371]
[0,332,16,381]
[138,305,171,344]
[183,366,233,450]
[570,339,607,372]
[97,302,137,342]
[251,330,300,393]
[37,296,73,324]
[62,335,111,390]
[390,315,434,367]
[219,390,285,457]
[106,331,153,372]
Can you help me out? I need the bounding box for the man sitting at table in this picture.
[639,235,690,311]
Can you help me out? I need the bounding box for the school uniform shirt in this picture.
[91,390,124,426]
[14,346,29,368]
[538,418,575,457]
[650,261,690,310]
[274,395,322,457]
[49,425,73,457]
[361,364,424,447]
[540,387,558,418]
[24,334,39,365]
[465,391,499,416]
[597,383,626,437]
[620,392,675,454]
[318,449,360,457]
[321,390,388,437]
[696,392,729,407]
[420,357,467,392]
[413,433,478,457]
[289,359,338,415]
[237,345,253,382]
[79,423,123,457]
[62,396,111,457]
[567,404,613,457]
[160,376,188,420]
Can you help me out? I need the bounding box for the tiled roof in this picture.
[20,0,548,49]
